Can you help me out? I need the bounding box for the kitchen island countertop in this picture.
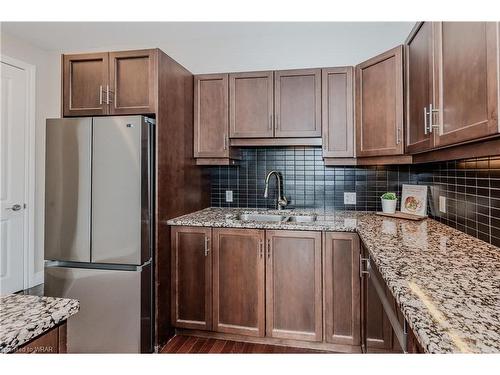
[0,294,79,353]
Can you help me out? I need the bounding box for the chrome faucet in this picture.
[264,170,288,210]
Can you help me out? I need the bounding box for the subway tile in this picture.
[208,148,500,246]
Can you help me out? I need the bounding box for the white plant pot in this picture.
[381,198,397,214]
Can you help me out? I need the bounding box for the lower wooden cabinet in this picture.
[16,322,67,354]
[212,228,265,337]
[361,244,404,353]
[171,226,212,330]
[171,226,362,350]
[266,230,322,342]
[323,232,361,346]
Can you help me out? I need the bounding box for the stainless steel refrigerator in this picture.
[44,116,154,353]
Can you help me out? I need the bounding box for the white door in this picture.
[0,61,27,295]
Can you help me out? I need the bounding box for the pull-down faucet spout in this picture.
[264,170,288,210]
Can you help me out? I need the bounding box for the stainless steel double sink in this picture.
[236,213,316,223]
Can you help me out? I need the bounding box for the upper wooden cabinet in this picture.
[171,226,212,331]
[62,49,157,117]
[229,71,274,138]
[212,228,265,337]
[275,69,322,138]
[356,46,404,158]
[322,67,355,161]
[108,50,157,115]
[265,230,322,342]
[62,53,109,117]
[194,74,230,159]
[406,22,499,154]
[405,22,434,154]
[323,232,360,347]
[434,22,498,147]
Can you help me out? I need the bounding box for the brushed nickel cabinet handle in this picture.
[223,134,228,150]
[396,127,401,145]
[359,255,370,278]
[204,236,210,257]
[424,106,428,135]
[106,85,110,104]
[429,103,434,133]
[259,240,263,258]
[429,103,440,134]
[99,85,103,105]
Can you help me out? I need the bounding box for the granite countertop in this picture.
[167,207,500,354]
[0,294,80,353]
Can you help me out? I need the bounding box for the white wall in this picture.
[2,22,414,74]
[1,31,60,282]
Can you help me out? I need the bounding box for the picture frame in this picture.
[400,184,428,217]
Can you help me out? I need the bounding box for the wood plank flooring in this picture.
[161,335,332,354]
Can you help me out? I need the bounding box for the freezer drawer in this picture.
[44,262,152,353]
[91,116,152,265]
[45,118,92,262]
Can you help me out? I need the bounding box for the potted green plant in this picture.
[381,192,397,214]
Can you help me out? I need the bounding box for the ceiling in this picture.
[1,22,415,74]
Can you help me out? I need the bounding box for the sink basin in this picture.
[287,215,317,223]
[234,213,317,223]
[237,213,287,222]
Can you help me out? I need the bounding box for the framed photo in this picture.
[400,184,428,217]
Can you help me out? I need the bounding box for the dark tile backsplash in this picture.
[208,147,500,247]
[209,147,418,211]
[420,157,500,248]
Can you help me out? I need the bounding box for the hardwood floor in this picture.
[161,335,332,354]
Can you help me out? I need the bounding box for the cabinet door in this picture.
[212,228,265,337]
[266,230,322,342]
[434,22,498,147]
[194,74,229,158]
[108,49,157,115]
[62,53,109,117]
[274,69,321,137]
[405,22,434,153]
[360,246,394,352]
[323,232,360,346]
[229,71,274,138]
[171,226,212,330]
[322,67,355,158]
[356,46,404,157]
[15,324,63,353]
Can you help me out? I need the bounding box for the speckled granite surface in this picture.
[0,294,79,353]
[166,207,361,231]
[167,207,500,353]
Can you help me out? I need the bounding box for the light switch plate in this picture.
[344,192,356,205]
[439,196,446,213]
[225,190,233,203]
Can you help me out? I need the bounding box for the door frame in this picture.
[1,54,38,289]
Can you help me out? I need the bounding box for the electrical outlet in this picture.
[439,196,446,213]
[225,190,233,203]
[344,192,356,205]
